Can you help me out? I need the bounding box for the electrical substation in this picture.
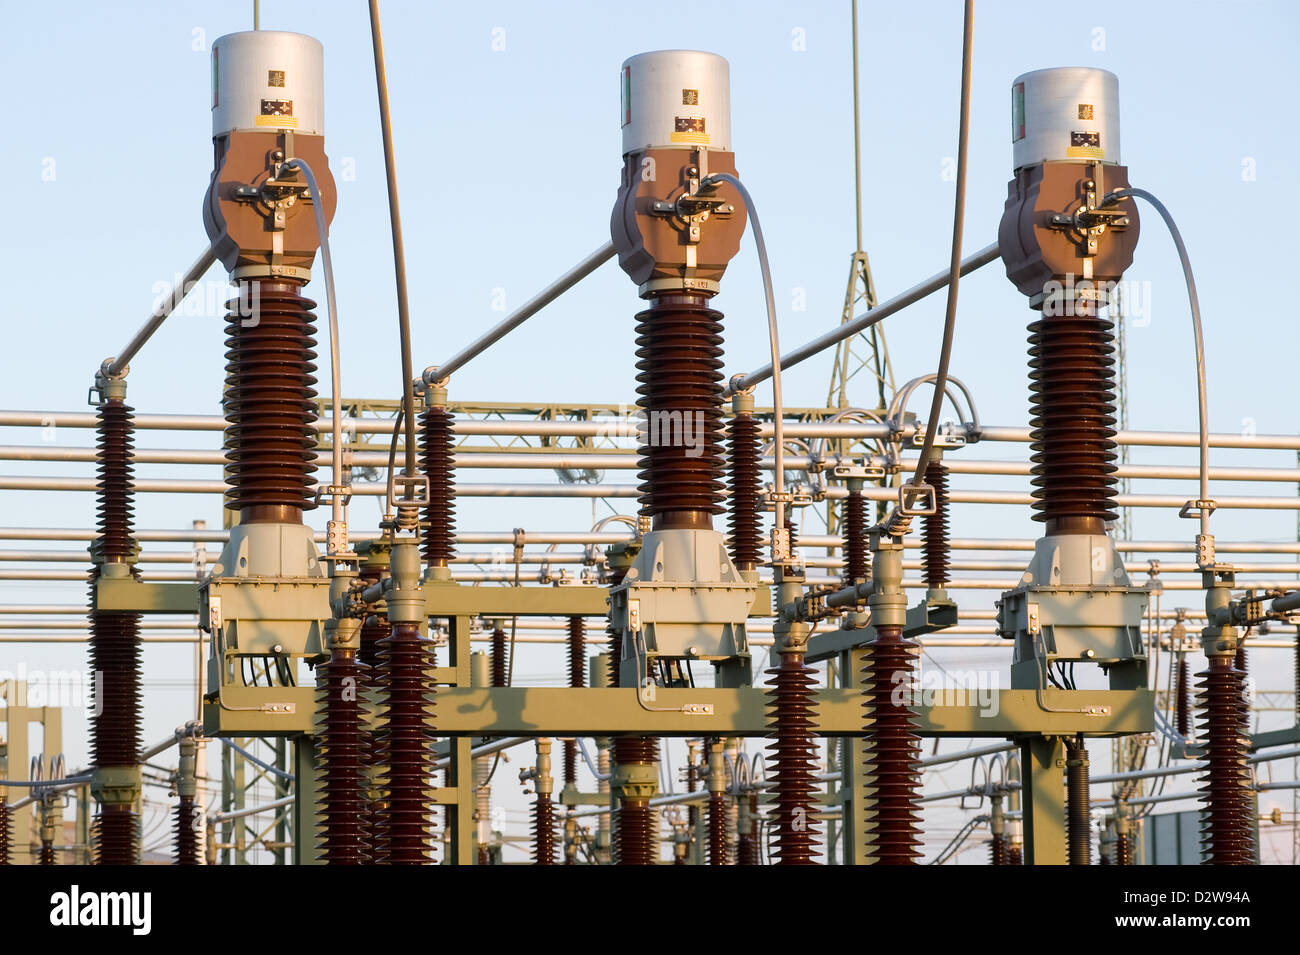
[2,1,1298,876]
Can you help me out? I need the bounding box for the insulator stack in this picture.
[765,651,821,864]
[532,794,558,865]
[726,411,761,570]
[316,647,367,864]
[174,795,199,866]
[1234,646,1248,680]
[565,617,585,786]
[708,792,729,864]
[358,584,389,861]
[1197,655,1254,864]
[1026,301,1119,535]
[222,279,319,523]
[0,798,9,865]
[1008,845,1023,866]
[862,625,922,864]
[613,736,658,865]
[1175,654,1191,739]
[90,396,142,866]
[686,748,700,839]
[40,841,55,865]
[1115,830,1131,866]
[491,626,508,688]
[921,460,950,587]
[990,832,1007,866]
[842,488,868,585]
[419,403,457,567]
[737,794,759,865]
[376,621,438,864]
[635,293,725,529]
[1064,735,1092,866]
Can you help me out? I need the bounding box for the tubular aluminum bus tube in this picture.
[2,526,1299,555]
[10,444,1300,485]
[104,245,218,378]
[6,409,1300,452]
[429,242,616,382]
[723,241,1001,396]
[7,476,1300,510]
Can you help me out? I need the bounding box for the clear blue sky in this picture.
[1,1,1297,861]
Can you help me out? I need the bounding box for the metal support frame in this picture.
[0,686,62,865]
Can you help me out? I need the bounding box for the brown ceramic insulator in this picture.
[490,626,508,688]
[477,846,490,866]
[606,564,627,688]
[532,794,558,865]
[1115,831,1131,866]
[1234,646,1248,680]
[726,412,761,570]
[842,489,868,586]
[737,796,760,866]
[419,404,457,567]
[1026,302,1119,534]
[174,795,199,866]
[563,617,585,786]
[765,652,822,865]
[376,622,438,864]
[358,607,388,861]
[0,798,9,865]
[93,807,137,866]
[40,841,55,865]
[1008,845,1023,866]
[88,605,142,771]
[862,626,922,864]
[90,397,142,866]
[1197,655,1254,865]
[1064,735,1092,866]
[221,279,319,521]
[614,802,654,866]
[316,647,368,864]
[94,400,137,560]
[1175,655,1191,739]
[990,832,1007,866]
[708,792,729,865]
[612,736,658,865]
[921,461,950,588]
[634,293,725,528]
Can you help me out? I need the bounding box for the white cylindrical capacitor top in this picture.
[620,50,731,155]
[1011,67,1119,171]
[211,31,324,137]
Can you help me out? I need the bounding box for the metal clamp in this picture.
[897,482,937,516]
[1179,499,1218,520]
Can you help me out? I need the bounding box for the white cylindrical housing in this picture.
[1011,67,1119,171]
[620,50,731,155]
[211,31,324,138]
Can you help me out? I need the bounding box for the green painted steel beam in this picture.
[95,578,199,613]
[430,687,1153,737]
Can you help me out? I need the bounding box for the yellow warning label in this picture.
[255,114,298,128]
[670,131,710,145]
[1066,145,1104,160]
